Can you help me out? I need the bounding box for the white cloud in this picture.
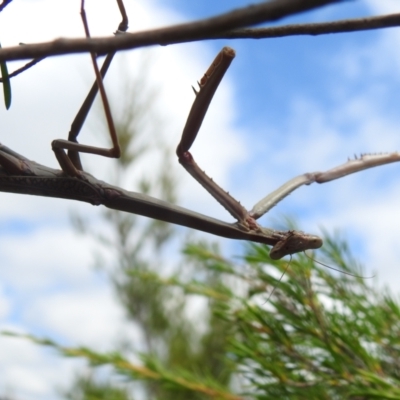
[0,285,11,319]
[0,330,84,400]
[24,286,136,348]
[0,228,95,290]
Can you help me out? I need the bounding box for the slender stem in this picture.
[213,13,400,39]
[0,0,12,12]
[0,0,340,62]
[0,57,45,82]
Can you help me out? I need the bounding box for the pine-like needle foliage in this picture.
[6,232,400,399]
[184,236,400,399]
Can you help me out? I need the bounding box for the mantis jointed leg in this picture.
[250,152,400,219]
[176,47,323,259]
[52,0,128,177]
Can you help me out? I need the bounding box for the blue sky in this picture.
[1,1,400,399]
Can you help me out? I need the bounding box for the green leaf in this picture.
[0,42,11,110]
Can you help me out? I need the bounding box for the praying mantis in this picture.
[0,1,399,260]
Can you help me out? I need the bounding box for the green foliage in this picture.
[216,238,400,399]
[62,373,134,400]
[2,331,239,400]
[4,233,400,399]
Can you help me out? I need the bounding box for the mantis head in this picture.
[269,231,323,260]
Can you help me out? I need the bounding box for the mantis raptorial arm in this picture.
[177,48,249,224]
[52,0,128,177]
[176,47,400,259]
[250,152,400,219]
[176,47,322,259]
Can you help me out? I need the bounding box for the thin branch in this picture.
[0,8,398,63]
[0,57,45,82]
[0,0,339,62]
[5,16,397,81]
[0,0,12,13]
[218,12,400,39]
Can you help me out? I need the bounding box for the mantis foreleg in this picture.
[176,47,323,258]
[52,0,128,177]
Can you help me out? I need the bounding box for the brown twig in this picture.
[0,57,44,82]
[2,5,400,63]
[218,12,400,39]
[0,8,398,63]
[0,0,339,62]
